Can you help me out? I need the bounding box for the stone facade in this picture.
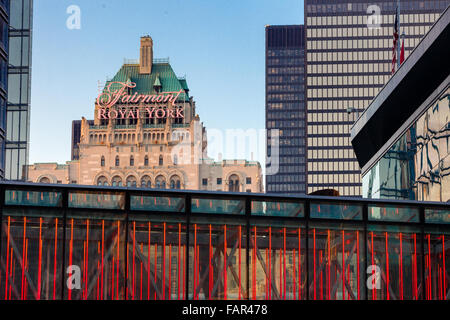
[26,36,263,193]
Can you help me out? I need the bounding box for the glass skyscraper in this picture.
[0,0,9,179]
[305,0,450,196]
[4,0,32,180]
[265,25,307,195]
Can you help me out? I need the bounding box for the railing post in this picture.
[305,199,310,300]
[185,194,191,301]
[420,206,426,300]
[245,196,251,300]
[123,190,130,300]
[60,188,68,300]
[363,203,368,301]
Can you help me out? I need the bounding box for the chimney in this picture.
[139,36,153,74]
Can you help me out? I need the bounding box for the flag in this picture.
[400,34,405,64]
[391,4,400,74]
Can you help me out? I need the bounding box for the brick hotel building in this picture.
[26,36,263,192]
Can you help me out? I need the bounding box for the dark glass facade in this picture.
[362,86,449,201]
[0,182,449,300]
[0,0,9,180]
[5,0,32,181]
[265,25,307,195]
[305,0,450,196]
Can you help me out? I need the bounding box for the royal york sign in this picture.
[96,81,184,120]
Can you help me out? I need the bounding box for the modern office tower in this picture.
[352,7,450,202]
[305,0,450,196]
[265,25,307,195]
[5,0,32,180]
[0,1,9,179]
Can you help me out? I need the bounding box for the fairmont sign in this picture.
[96,81,185,120]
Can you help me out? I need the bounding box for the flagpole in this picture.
[397,0,401,68]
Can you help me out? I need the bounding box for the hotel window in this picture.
[202,178,208,186]
[115,156,120,167]
[100,156,105,167]
[144,155,149,166]
[246,177,252,185]
[159,155,163,166]
[217,178,222,185]
[173,154,178,165]
[130,156,134,166]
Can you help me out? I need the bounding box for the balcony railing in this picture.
[0,181,449,301]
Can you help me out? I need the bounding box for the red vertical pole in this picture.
[163,223,166,300]
[69,219,74,300]
[21,217,26,300]
[178,223,181,300]
[85,219,89,299]
[193,224,197,300]
[428,234,431,300]
[4,216,10,300]
[148,222,151,300]
[154,243,157,300]
[385,232,389,300]
[140,243,143,300]
[413,233,417,300]
[357,230,360,300]
[132,221,136,300]
[224,224,227,300]
[313,228,316,300]
[24,239,28,300]
[239,225,242,300]
[371,232,375,300]
[253,226,256,300]
[320,250,323,300]
[269,227,272,300]
[298,228,301,300]
[183,244,186,300]
[112,256,115,300]
[209,224,212,299]
[101,220,105,300]
[53,218,58,300]
[283,228,286,300]
[328,229,331,300]
[342,230,345,300]
[399,232,403,300]
[116,221,120,300]
[443,234,446,298]
[38,217,43,300]
[83,241,86,299]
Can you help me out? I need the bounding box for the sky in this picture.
[29,0,304,167]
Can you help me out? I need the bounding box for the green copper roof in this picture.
[104,62,189,102]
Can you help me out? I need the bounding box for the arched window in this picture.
[97,176,108,186]
[155,175,166,189]
[159,155,163,166]
[144,155,149,166]
[170,175,181,189]
[111,176,122,187]
[126,176,137,187]
[130,156,134,166]
[39,177,51,184]
[101,156,105,167]
[115,156,120,167]
[228,174,240,192]
[141,175,151,188]
[173,154,178,165]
